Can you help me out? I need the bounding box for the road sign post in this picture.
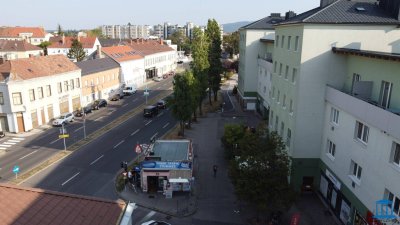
[60,123,68,151]
[13,165,20,180]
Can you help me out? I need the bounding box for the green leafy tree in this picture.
[190,27,209,115]
[169,30,191,54]
[170,71,195,136]
[57,24,64,36]
[87,28,104,38]
[223,31,239,57]
[205,19,223,103]
[223,125,295,219]
[67,38,86,62]
[38,41,52,56]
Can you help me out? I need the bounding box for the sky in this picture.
[3,0,320,30]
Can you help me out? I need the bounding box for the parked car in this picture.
[110,93,124,101]
[153,77,162,82]
[141,220,171,225]
[143,105,159,117]
[177,60,183,64]
[52,112,74,126]
[92,99,107,110]
[75,105,92,117]
[123,85,137,96]
[162,74,168,79]
[157,100,166,109]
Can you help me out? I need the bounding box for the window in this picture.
[275,116,279,131]
[379,81,392,109]
[280,122,284,136]
[84,80,88,87]
[12,92,22,105]
[292,68,297,84]
[279,63,282,76]
[286,129,291,147]
[330,107,339,124]
[0,92,3,105]
[285,65,289,79]
[274,61,277,73]
[270,111,274,127]
[294,36,299,51]
[272,87,275,99]
[351,73,361,95]
[29,89,35,101]
[276,35,279,47]
[96,77,99,85]
[290,100,293,114]
[58,82,62,93]
[64,81,69,91]
[102,76,105,83]
[283,95,286,108]
[391,142,400,166]
[75,78,80,88]
[287,36,292,50]
[277,90,280,103]
[281,36,285,48]
[37,87,44,99]
[355,121,369,144]
[46,85,51,97]
[350,160,362,182]
[384,189,400,216]
[327,140,336,158]
[70,79,74,90]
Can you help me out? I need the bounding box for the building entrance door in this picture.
[16,112,25,133]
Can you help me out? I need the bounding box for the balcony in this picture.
[326,85,400,141]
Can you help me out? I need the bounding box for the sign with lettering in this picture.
[141,161,191,169]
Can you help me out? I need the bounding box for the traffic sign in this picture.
[59,134,70,138]
[143,91,149,96]
[135,144,142,153]
[13,165,20,174]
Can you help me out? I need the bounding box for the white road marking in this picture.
[162,122,169,129]
[108,109,116,113]
[0,147,6,150]
[50,139,60,144]
[123,103,129,107]
[140,211,156,223]
[4,142,16,145]
[19,150,38,160]
[90,155,104,165]
[157,112,164,117]
[12,137,24,140]
[130,129,140,136]
[113,140,125,149]
[8,140,21,143]
[94,116,104,121]
[74,127,83,133]
[150,132,158,140]
[0,144,11,147]
[61,172,80,186]
[145,120,152,126]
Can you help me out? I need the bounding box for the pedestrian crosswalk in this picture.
[0,137,24,152]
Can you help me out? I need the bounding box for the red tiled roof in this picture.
[0,27,46,38]
[0,183,126,225]
[48,36,98,49]
[0,40,42,52]
[0,55,80,81]
[127,39,175,56]
[102,45,143,63]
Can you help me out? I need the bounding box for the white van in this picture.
[123,84,137,96]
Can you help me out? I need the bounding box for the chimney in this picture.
[320,0,338,8]
[96,45,103,59]
[159,38,163,45]
[130,39,133,45]
[62,34,65,44]
[379,0,400,20]
[0,57,3,65]
[285,11,297,19]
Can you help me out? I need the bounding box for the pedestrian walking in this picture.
[213,165,218,178]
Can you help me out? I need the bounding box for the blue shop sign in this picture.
[141,161,191,169]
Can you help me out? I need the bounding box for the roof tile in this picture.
[0,27,46,38]
[102,45,143,62]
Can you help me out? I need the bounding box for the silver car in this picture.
[52,112,74,126]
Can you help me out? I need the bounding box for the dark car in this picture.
[143,105,159,117]
[75,105,92,117]
[157,100,166,109]
[0,131,5,138]
[92,99,107,110]
[110,93,124,101]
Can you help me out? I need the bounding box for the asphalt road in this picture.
[0,76,174,183]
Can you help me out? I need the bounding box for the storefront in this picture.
[139,140,193,195]
[319,169,351,225]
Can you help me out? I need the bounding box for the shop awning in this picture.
[169,178,189,183]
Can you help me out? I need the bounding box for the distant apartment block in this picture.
[101,25,151,39]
